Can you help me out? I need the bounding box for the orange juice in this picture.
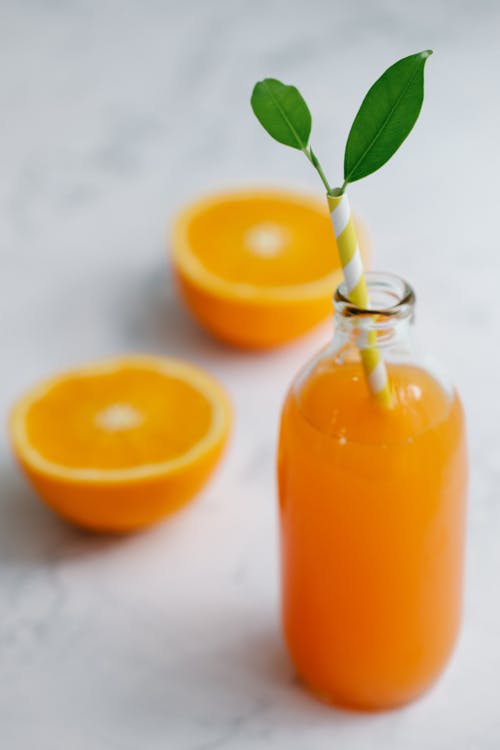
[277,276,467,711]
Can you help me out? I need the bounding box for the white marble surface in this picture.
[1,1,500,747]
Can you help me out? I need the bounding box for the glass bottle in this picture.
[277,272,468,711]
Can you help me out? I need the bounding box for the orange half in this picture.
[9,356,231,531]
[171,189,369,348]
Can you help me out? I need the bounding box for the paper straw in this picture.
[327,192,392,408]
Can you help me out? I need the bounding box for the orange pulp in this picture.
[10,357,231,532]
[171,190,369,348]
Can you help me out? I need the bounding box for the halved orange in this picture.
[170,189,369,349]
[9,356,231,532]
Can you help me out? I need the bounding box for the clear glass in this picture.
[277,272,468,711]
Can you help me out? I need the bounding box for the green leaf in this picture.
[344,50,432,184]
[251,78,312,150]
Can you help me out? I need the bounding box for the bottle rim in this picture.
[334,271,415,320]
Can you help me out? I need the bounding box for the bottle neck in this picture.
[333,272,416,354]
[334,312,414,351]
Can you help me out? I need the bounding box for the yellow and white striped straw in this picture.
[327,192,392,408]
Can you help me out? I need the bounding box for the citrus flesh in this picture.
[10,356,231,531]
[171,190,367,348]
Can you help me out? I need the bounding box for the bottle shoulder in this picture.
[285,346,462,445]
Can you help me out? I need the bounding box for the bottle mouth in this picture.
[334,271,415,319]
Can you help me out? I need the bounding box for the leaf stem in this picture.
[303,147,334,195]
